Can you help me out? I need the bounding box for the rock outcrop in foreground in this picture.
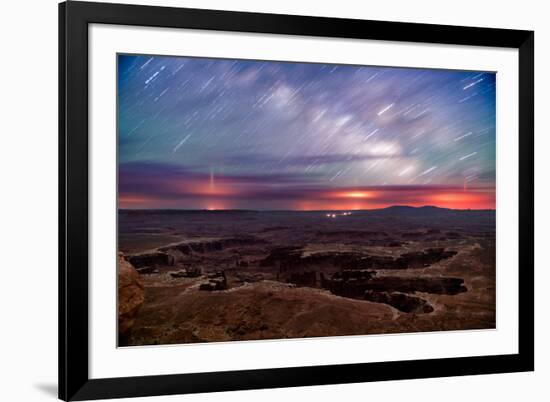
[118,253,145,339]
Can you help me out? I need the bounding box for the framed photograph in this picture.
[59,1,534,400]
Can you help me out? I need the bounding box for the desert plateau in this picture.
[117,206,495,346]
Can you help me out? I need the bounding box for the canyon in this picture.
[117,207,496,346]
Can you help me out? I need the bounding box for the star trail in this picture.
[118,54,496,210]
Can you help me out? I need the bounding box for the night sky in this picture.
[118,54,496,211]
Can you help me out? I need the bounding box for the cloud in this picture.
[119,161,495,210]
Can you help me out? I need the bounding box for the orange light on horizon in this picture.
[346,191,372,198]
[426,191,495,210]
[329,190,374,199]
[205,200,231,210]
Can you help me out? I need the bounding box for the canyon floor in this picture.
[118,206,496,346]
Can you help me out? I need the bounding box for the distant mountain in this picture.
[381,205,444,212]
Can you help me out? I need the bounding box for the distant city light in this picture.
[326,212,352,218]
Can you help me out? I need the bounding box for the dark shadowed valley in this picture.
[117,206,495,346]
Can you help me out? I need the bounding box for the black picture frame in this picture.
[59,1,534,400]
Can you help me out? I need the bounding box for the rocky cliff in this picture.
[118,252,145,341]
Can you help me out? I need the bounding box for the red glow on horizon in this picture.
[119,187,495,210]
[118,195,155,205]
[336,191,374,199]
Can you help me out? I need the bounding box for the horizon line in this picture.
[118,204,496,212]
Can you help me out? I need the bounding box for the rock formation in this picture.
[170,266,202,278]
[321,272,466,297]
[199,271,227,291]
[118,252,145,340]
[126,251,174,268]
[158,236,267,256]
[364,290,434,313]
[260,247,457,272]
[288,271,317,287]
[362,276,467,295]
[135,266,159,275]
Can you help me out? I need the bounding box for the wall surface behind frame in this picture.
[0,0,546,401]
